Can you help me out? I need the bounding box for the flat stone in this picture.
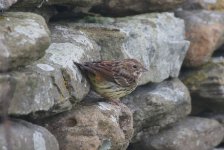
[0,12,50,71]
[0,119,59,150]
[122,78,191,142]
[44,103,133,150]
[6,0,184,17]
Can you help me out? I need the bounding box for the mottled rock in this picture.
[11,0,101,15]
[91,0,185,16]
[0,69,72,117]
[0,119,59,150]
[0,0,17,10]
[44,103,133,150]
[137,117,224,150]
[0,12,50,71]
[175,10,224,67]
[76,13,189,84]
[0,74,17,114]
[7,0,184,17]
[48,24,100,102]
[0,25,100,117]
[182,0,224,11]
[201,113,224,142]
[122,78,191,142]
[181,57,224,112]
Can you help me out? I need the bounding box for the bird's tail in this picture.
[73,61,95,78]
[73,61,87,73]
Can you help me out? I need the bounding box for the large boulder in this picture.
[0,12,50,71]
[44,103,133,150]
[122,78,191,142]
[175,10,224,67]
[0,119,59,150]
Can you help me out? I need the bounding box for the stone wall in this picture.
[0,0,224,150]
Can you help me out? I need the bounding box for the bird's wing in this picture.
[112,67,136,87]
[91,61,136,87]
[74,60,136,87]
[74,60,115,82]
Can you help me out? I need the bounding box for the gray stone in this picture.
[4,0,184,17]
[44,103,133,150]
[76,13,189,84]
[0,25,100,117]
[0,69,71,117]
[0,119,59,150]
[0,75,15,111]
[181,57,224,112]
[0,0,17,10]
[9,0,101,15]
[0,12,50,71]
[201,113,224,143]
[138,117,224,150]
[122,78,191,142]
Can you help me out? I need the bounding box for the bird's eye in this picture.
[133,65,137,69]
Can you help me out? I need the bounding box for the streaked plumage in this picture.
[74,59,147,103]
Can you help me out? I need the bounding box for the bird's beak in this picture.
[142,67,148,72]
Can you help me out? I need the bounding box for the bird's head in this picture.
[123,59,148,79]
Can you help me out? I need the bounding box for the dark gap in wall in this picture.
[212,44,224,57]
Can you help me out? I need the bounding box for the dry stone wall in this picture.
[0,0,224,150]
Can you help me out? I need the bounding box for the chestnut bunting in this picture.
[74,59,147,103]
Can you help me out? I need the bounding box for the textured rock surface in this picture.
[181,57,224,112]
[0,25,100,117]
[91,0,185,16]
[136,117,224,150]
[76,13,189,84]
[0,119,59,150]
[8,0,184,17]
[0,0,17,10]
[176,10,224,67]
[182,0,224,11]
[122,78,191,142]
[0,75,16,118]
[0,12,50,71]
[44,103,133,150]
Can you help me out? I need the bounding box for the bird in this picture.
[74,59,147,104]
